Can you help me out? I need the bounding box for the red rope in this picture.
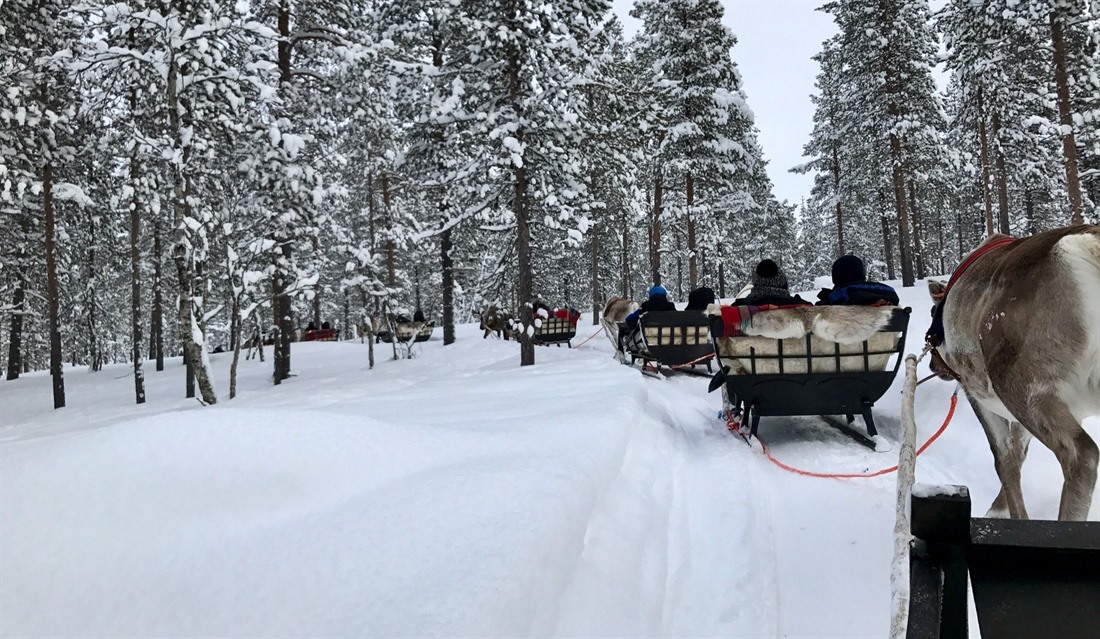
[667,352,714,370]
[742,391,958,479]
[573,326,605,349]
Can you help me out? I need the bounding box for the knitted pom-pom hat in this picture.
[750,259,790,298]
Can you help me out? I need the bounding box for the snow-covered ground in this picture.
[2,281,1097,637]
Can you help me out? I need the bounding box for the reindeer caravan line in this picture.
[596,226,1100,522]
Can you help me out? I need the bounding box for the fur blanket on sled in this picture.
[705,304,903,374]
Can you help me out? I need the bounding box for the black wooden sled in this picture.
[708,306,910,448]
[623,311,714,376]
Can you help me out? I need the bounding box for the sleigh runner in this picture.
[706,304,910,449]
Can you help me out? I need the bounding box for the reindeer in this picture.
[479,306,513,339]
[927,225,1100,521]
[601,296,640,362]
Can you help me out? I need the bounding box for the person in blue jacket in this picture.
[816,255,899,306]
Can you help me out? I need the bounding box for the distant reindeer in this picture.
[479,306,513,339]
[927,225,1100,521]
[601,296,639,362]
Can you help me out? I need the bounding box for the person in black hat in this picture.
[816,255,899,306]
[733,259,811,306]
[684,286,716,311]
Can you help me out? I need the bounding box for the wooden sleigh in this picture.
[378,321,434,344]
[706,304,910,449]
[532,316,576,347]
[621,311,714,376]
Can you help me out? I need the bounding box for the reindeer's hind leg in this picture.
[1002,393,1098,521]
[969,397,1031,519]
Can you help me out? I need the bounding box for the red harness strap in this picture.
[943,237,1017,299]
[926,236,1016,350]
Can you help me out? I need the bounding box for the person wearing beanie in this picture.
[685,286,716,311]
[733,259,811,307]
[816,254,899,306]
[624,283,676,337]
[639,284,676,313]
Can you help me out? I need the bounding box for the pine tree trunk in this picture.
[272,0,295,385]
[129,154,145,404]
[937,211,945,275]
[6,274,24,380]
[686,172,697,289]
[975,86,996,235]
[889,131,914,287]
[85,207,100,371]
[342,291,349,340]
[879,189,896,280]
[1050,10,1084,224]
[991,113,1011,234]
[229,296,241,399]
[908,180,926,280]
[312,293,321,329]
[441,226,455,345]
[383,174,395,287]
[508,47,534,367]
[272,246,293,384]
[168,56,216,404]
[43,162,65,409]
[620,206,630,297]
[676,254,683,300]
[718,263,726,299]
[1025,187,1037,235]
[151,219,164,371]
[651,173,663,285]
[367,173,376,253]
[832,145,845,256]
[590,224,600,325]
[954,195,965,261]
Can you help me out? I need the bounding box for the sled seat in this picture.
[302,328,339,342]
[707,304,910,445]
[625,311,713,372]
[414,321,434,342]
[907,487,1100,639]
[379,321,430,344]
[533,316,576,347]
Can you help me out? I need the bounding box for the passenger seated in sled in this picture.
[815,255,898,306]
[531,298,552,318]
[684,286,716,312]
[552,307,581,325]
[732,259,812,307]
[622,285,676,355]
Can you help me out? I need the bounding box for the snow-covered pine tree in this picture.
[1,0,89,408]
[456,0,610,366]
[632,0,757,291]
[237,0,375,380]
[815,0,947,287]
[385,0,474,346]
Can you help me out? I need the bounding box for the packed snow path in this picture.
[3,287,1094,637]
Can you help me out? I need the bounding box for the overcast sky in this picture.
[610,0,837,205]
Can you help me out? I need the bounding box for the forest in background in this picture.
[1,0,1097,408]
